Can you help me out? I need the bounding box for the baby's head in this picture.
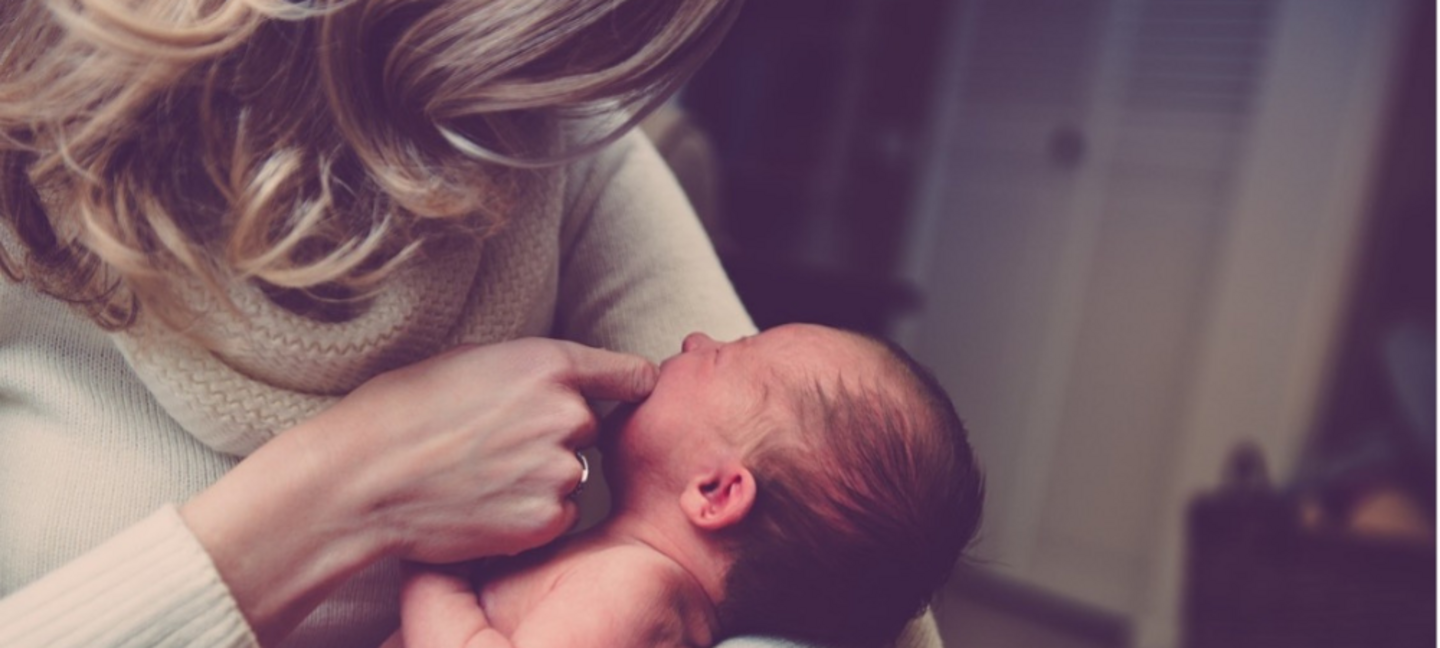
[604,324,984,647]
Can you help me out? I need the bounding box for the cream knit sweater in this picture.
[0,131,753,646]
[0,132,943,648]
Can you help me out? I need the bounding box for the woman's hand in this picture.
[317,338,654,561]
[179,339,657,646]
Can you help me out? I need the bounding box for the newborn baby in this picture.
[387,324,984,648]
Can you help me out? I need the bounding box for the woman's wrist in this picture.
[180,417,392,646]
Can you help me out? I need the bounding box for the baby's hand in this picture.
[396,562,509,648]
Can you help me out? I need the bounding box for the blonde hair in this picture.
[0,0,740,332]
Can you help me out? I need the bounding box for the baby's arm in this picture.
[394,564,506,648]
[397,551,702,648]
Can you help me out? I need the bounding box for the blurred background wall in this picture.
[658,0,1436,646]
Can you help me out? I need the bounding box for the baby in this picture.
[387,324,984,648]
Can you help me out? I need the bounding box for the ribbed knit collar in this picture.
[111,177,563,457]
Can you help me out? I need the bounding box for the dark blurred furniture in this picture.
[680,0,951,336]
[641,103,923,335]
[1184,446,1435,648]
[717,250,920,334]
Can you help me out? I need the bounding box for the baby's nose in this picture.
[682,332,718,353]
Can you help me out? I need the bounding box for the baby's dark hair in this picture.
[716,332,984,647]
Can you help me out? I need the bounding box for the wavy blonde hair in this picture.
[0,0,740,332]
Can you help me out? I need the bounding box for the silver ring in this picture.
[569,451,589,500]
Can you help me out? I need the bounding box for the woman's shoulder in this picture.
[557,126,654,210]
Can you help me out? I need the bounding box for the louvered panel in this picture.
[1125,0,1279,117]
[1106,0,1279,194]
[955,0,1110,116]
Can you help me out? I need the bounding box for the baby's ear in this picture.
[680,462,755,532]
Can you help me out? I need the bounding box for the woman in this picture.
[0,1,943,646]
[0,0,751,645]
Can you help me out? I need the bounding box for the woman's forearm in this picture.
[178,339,657,646]
[180,418,390,646]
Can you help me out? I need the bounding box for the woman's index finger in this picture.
[556,343,659,403]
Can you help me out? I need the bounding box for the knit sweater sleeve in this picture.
[0,504,257,648]
[553,130,756,362]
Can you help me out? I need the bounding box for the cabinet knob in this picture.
[1048,124,1087,169]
